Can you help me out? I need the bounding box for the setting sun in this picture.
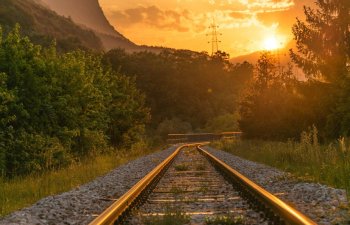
[263,36,280,51]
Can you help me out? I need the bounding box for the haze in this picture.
[100,0,314,56]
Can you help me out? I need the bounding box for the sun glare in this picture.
[263,36,280,51]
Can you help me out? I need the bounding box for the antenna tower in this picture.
[207,19,222,56]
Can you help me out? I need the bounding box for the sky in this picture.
[99,0,315,57]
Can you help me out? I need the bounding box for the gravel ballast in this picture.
[204,146,350,225]
[1,145,349,225]
[0,146,179,225]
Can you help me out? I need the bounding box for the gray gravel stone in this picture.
[0,145,179,225]
[1,144,349,225]
[204,146,350,225]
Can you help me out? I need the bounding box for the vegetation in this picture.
[205,215,244,225]
[212,127,350,195]
[0,142,157,217]
[143,208,190,225]
[1,0,350,219]
[239,0,350,141]
[174,163,189,171]
[0,26,149,177]
[103,49,253,135]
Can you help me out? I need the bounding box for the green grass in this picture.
[0,143,161,217]
[174,164,189,171]
[205,215,244,225]
[143,207,190,225]
[211,128,350,197]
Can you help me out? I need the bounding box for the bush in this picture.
[0,26,149,177]
[156,118,193,138]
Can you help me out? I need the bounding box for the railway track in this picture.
[89,144,317,225]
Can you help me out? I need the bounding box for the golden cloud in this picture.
[109,6,192,32]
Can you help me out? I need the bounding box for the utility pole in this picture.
[207,19,221,56]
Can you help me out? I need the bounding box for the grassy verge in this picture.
[0,142,164,217]
[211,128,350,196]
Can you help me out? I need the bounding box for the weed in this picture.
[143,207,190,225]
[0,144,159,217]
[205,215,245,225]
[170,187,185,195]
[212,127,350,197]
[198,186,209,193]
[196,164,206,171]
[174,164,189,171]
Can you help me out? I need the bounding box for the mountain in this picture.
[0,0,103,51]
[39,0,140,51]
[230,41,306,80]
[230,41,296,64]
[39,0,119,37]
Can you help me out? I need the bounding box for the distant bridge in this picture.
[167,132,242,144]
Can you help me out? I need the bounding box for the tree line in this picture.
[239,0,350,141]
[103,50,253,136]
[1,0,348,177]
[0,25,252,177]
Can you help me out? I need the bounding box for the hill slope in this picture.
[0,0,103,51]
[39,0,119,37]
[39,0,139,51]
[230,41,306,80]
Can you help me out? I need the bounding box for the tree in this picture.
[103,49,253,131]
[290,0,350,83]
[291,0,350,138]
[239,52,307,140]
[0,72,16,175]
[0,26,150,176]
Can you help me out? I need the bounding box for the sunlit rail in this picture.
[89,143,316,225]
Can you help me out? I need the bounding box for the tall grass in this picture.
[212,127,350,195]
[0,142,161,217]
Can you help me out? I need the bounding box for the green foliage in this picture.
[174,163,189,171]
[239,52,309,139]
[156,118,192,138]
[291,0,350,83]
[290,0,350,139]
[0,26,149,177]
[0,141,158,217]
[0,72,16,175]
[104,49,253,131]
[214,128,350,198]
[205,215,244,225]
[143,207,190,225]
[204,113,240,133]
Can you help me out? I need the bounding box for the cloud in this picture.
[229,11,251,19]
[101,0,319,56]
[255,0,314,33]
[247,0,295,10]
[109,5,192,32]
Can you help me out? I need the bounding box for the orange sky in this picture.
[100,0,314,57]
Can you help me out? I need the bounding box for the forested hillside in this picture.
[0,0,103,51]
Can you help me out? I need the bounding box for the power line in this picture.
[207,19,222,56]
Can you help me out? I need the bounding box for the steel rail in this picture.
[89,144,197,225]
[197,145,317,225]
